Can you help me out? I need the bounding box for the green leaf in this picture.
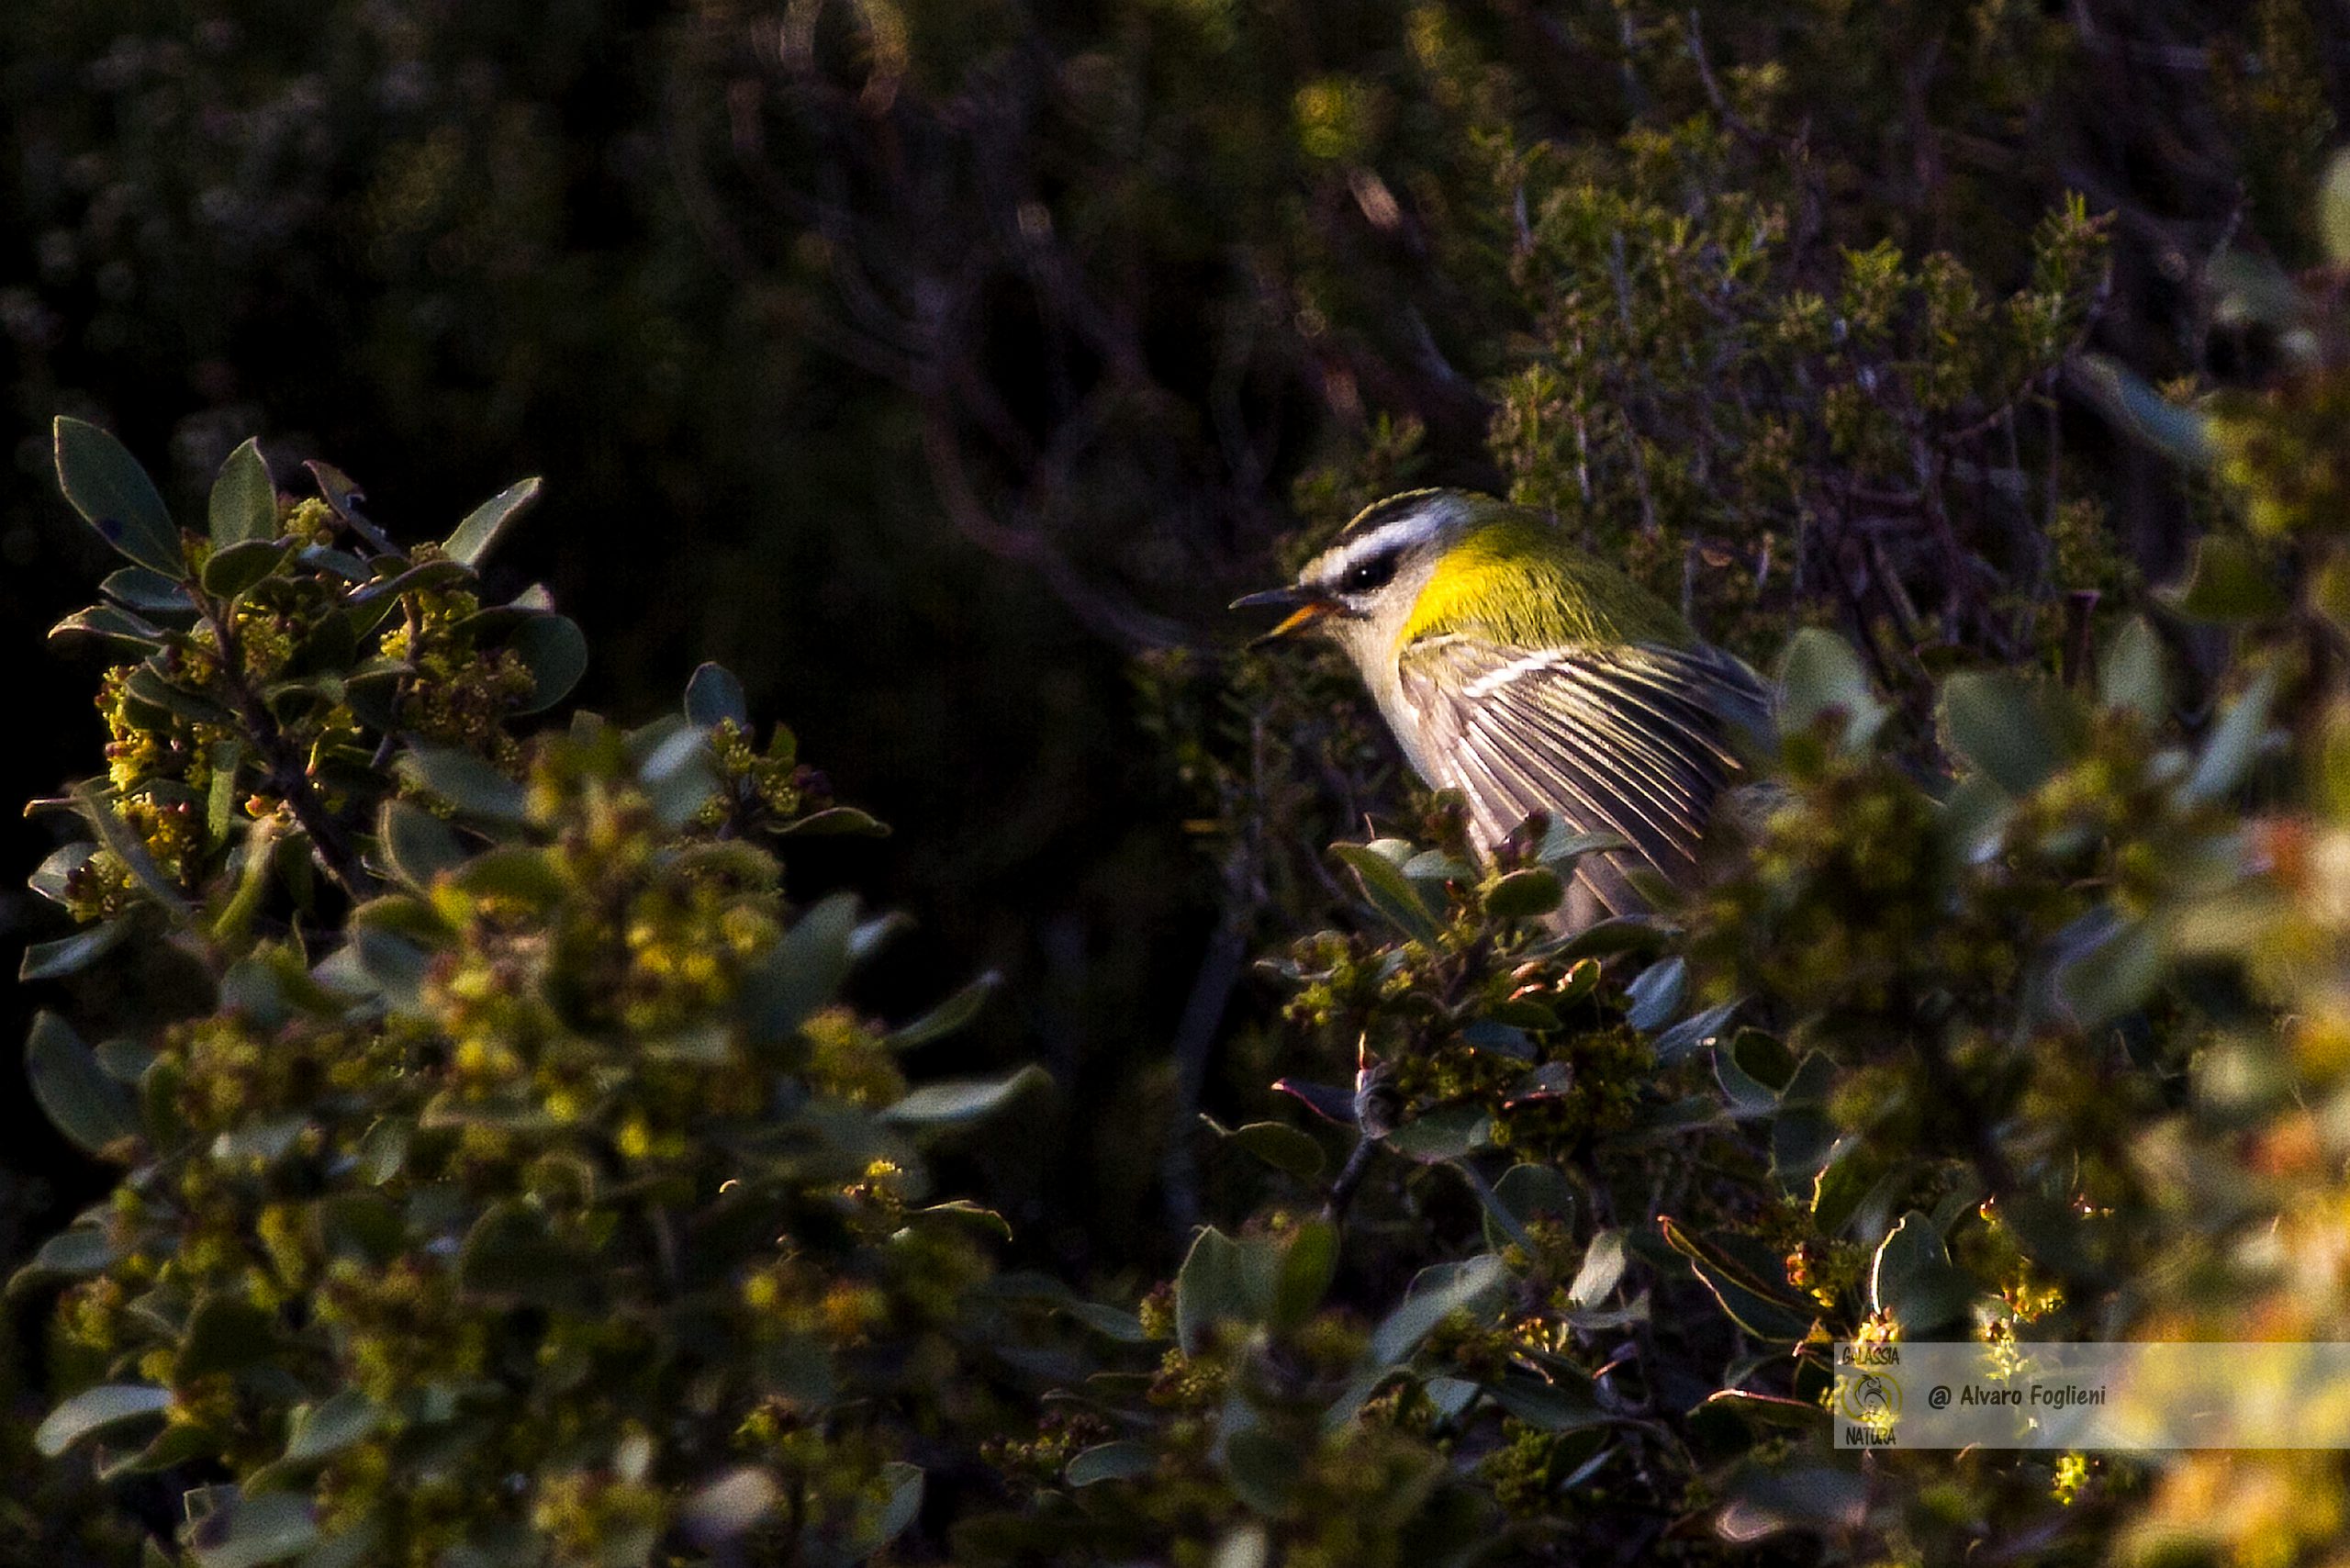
[1060,1299,1149,1341]
[302,461,368,530]
[442,476,543,569]
[874,1462,923,1546]
[54,417,183,574]
[1383,1101,1492,1161]
[1659,1217,1813,1341]
[2073,353,2214,467]
[73,779,195,918]
[50,603,169,653]
[201,539,292,599]
[680,1469,779,1544]
[126,663,235,728]
[2161,535,2289,624]
[27,1012,138,1156]
[207,744,244,844]
[2181,666,2279,805]
[1067,1441,1157,1486]
[449,847,569,907]
[1368,1255,1505,1366]
[507,614,587,715]
[379,801,465,888]
[190,1493,320,1568]
[632,719,720,829]
[1537,823,1631,868]
[1330,842,1440,942]
[1486,1375,1606,1432]
[20,919,137,982]
[351,930,432,1011]
[397,748,528,826]
[903,1199,1013,1241]
[28,846,97,907]
[1176,1226,1250,1353]
[346,559,473,611]
[1270,1219,1339,1330]
[1776,628,1887,752]
[101,566,196,615]
[209,438,277,546]
[2099,616,2168,725]
[775,805,890,837]
[685,663,749,727]
[885,970,1002,1049]
[1460,1019,1534,1058]
[1718,1464,1869,1540]
[33,1383,173,1457]
[282,1391,380,1466]
[1938,671,2069,797]
[2058,915,2163,1027]
[1567,1229,1629,1308]
[1624,956,1686,1032]
[18,1226,118,1282]
[1217,1119,1326,1179]
[101,1417,220,1481]
[744,892,859,1041]
[878,1065,1050,1128]
[1401,848,1475,888]
[1652,1000,1740,1067]
[1868,1210,1975,1336]
[2323,147,2350,267]
[355,1118,410,1185]
[1483,866,1564,920]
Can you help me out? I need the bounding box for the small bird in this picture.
[1235,488,1771,929]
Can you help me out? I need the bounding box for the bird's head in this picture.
[1230,488,1490,663]
[1235,489,1686,658]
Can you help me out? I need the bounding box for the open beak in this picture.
[1230,586,1337,646]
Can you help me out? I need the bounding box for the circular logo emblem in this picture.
[1839,1371,1903,1421]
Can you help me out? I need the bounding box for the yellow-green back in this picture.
[1396,511,1694,652]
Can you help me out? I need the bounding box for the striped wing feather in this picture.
[1397,636,1769,917]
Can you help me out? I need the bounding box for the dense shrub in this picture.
[16,5,2350,1566]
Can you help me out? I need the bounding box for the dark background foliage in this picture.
[6,3,2350,1558]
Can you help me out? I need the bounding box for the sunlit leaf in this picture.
[1176,1226,1250,1352]
[878,1065,1050,1129]
[1776,627,1887,753]
[442,476,543,569]
[189,1493,320,1568]
[33,1383,172,1457]
[208,438,277,546]
[1330,841,1440,942]
[1368,1255,1505,1366]
[282,1392,380,1466]
[885,970,1002,1049]
[1067,1442,1157,1486]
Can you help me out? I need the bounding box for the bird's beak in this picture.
[1230,586,1337,646]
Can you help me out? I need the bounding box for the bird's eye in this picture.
[1341,552,1398,594]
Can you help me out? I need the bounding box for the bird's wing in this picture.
[1396,635,1770,917]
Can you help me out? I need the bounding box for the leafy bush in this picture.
[17,7,2350,1567]
[15,425,1046,1565]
